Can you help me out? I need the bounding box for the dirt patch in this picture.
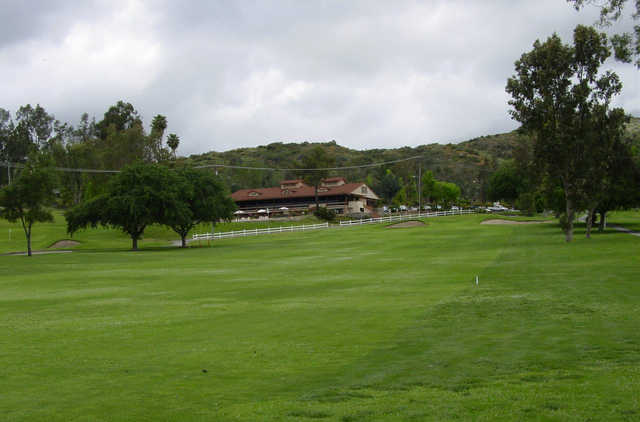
[387,220,426,228]
[48,239,81,248]
[481,219,552,225]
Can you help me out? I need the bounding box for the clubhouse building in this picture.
[231,177,380,216]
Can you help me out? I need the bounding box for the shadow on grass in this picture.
[69,243,234,255]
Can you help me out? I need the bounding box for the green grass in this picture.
[0,211,324,254]
[1,212,639,421]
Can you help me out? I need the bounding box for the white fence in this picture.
[339,209,476,226]
[191,210,477,242]
[193,222,330,241]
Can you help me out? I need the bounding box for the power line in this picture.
[193,155,423,171]
[0,155,424,174]
[1,162,119,173]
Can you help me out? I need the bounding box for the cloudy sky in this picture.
[1,0,639,155]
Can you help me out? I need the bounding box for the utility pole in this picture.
[417,163,422,213]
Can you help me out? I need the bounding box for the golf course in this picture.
[1,212,639,421]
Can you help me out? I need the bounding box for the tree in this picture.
[101,123,148,169]
[149,114,168,161]
[421,170,436,204]
[15,104,55,150]
[167,133,180,159]
[592,130,640,232]
[96,101,141,140]
[506,25,621,241]
[378,169,401,203]
[0,108,13,184]
[437,181,461,208]
[0,154,56,256]
[66,163,182,250]
[487,160,525,203]
[0,105,55,179]
[580,107,629,237]
[570,0,640,67]
[297,146,334,209]
[392,186,408,208]
[166,168,236,248]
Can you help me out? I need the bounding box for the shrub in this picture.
[314,207,336,221]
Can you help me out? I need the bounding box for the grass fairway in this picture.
[1,214,639,421]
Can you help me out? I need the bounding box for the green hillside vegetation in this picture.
[181,117,640,201]
[2,212,639,420]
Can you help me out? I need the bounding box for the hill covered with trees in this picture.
[181,116,640,203]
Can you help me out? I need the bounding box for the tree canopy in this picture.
[66,163,182,250]
[167,167,236,247]
[506,25,626,241]
[570,0,640,67]
[0,153,56,256]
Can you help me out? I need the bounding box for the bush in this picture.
[314,207,336,221]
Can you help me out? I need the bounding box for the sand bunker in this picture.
[481,219,551,225]
[49,239,81,248]
[387,221,426,228]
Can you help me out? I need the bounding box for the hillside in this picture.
[182,117,640,201]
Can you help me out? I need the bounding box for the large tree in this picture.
[591,127,640,232]
[0,154,56,256]
[506,25,622,241]
[580,107,629,237]
[66,163,182,250]
[166,168,236,248]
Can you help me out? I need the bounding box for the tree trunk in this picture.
[181,234,187,248]
[599,211,607,232]
[314,185,319,210]
[564,197,574,243]
[22,220,32,257]
[585,207,595,239]
[132,237,138,250]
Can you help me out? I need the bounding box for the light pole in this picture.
[418,163,422,213]
[413,164,422,213]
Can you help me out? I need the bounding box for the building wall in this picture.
[347,199,367,213]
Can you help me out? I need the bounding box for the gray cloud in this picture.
[0,0,637,155]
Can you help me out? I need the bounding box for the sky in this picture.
[1,0,639,156]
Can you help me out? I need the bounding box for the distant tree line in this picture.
[0,101,181,207]
[0,101,241,254]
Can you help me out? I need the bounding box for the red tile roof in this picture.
[232,182,373,202]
